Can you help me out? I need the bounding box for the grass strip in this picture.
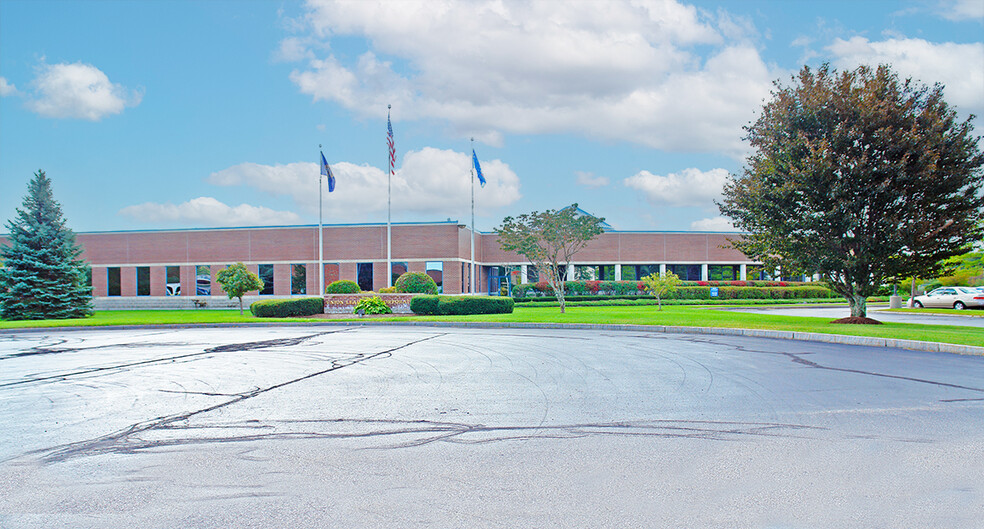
[2,306,981,348]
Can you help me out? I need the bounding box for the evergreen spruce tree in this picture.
[0,170,93,320]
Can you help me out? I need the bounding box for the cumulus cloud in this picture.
[826,37,984,117]
[286,0,777,156]
[273,36,315,62]
[623,167,729,207]
[939,0,984,20]
[690,216,738,231]
[119,197,301,227]
[207,148,521,221]
[27,62,142,120]
[576,171,609,188]
[0,77,17,96]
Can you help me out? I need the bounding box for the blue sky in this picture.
[1,0,982,234]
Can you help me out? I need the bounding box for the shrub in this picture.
[354,296,392,315]
[394,272,439,295]
[379,286,397,293]
[410,295,514,315]
[326,280,360,294]
[250,297,324,317]
[409,295,440,315]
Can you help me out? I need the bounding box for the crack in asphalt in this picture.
[0,331,348,389]
[31,418,831,457]
[673,335,984,394]
[31,332,446,463]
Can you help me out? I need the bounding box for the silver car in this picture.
[910,287,984,310]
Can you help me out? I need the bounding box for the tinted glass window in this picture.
[108,267,121,296]
[358,263,373,292]
[291,264,306,295]
[166,266,180,296]
[258,264,274,295]
[136,267,150,296]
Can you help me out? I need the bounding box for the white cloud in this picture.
[27,62,142,120]
[287,0,778,156]
[273,36,315,62]
[207,148,521,221]
[119,197,301,227]
[826,37,984,117]
[0,77,17,96]
[623,167,729,207]
[576,171,609,188]
[690,216,738,231]
[939,0,984,20]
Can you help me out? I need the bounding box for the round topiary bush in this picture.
[394,272,439,295]
[325,279,360,294]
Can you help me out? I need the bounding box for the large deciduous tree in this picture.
[719,64,984,319]
[0,170,93,320]
[496,204,605,313]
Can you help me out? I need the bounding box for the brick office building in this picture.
[0,219,760,298]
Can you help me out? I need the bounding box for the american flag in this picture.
[387,109,395,176]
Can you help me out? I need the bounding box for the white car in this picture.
[910,287,984,310]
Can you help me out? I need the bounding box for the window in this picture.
[108,267,121,296]
[136,267,150,296]
[709,265,738,281]
[196,265,211,295]
[258,264,274,295]
[620,265,637,281]
[526,266,539,283]
[166,266,180,296]
[357,262,373,292]
[391,261,407,287]
[425,261,443,293]
[667,264,701,281]
[291,264,306,295]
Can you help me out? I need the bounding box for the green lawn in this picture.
[2,306,982,348]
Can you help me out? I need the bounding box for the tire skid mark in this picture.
[31,332,445,463]
[0,330,351,389]
[34,418,830,455]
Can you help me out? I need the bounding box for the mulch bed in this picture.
[830,316,883,325]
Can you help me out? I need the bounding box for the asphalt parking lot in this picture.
[1,325,982,528]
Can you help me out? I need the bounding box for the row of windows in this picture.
[104,262,446,296]
[488,264,749,284]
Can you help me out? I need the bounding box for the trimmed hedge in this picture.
[514,285,836,301]
[411,295,514,315]
[395,272,439,295]
[326,280,360,294]
[250,297,324,317]
[512,279,820,298]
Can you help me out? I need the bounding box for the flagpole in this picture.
[318,144,324,297]
[470,137,476,295]
[387,104,393,288]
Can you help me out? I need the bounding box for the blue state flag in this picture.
[472,149,486,187]
[321,151,335,192]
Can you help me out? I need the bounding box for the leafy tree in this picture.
[719,64,984,319]
[0,170,92,320]
[496,204,605,313]
[641,271,682,311]
[216,262,264,315]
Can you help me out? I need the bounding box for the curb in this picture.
[3,320,982,356]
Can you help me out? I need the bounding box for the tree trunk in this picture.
[239,297,244,315]
[557,287,566,313]
[657,294,662,311]
[848,293,867,318]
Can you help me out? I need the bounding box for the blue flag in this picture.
[472,149,486,187]
[320,151,335,192]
